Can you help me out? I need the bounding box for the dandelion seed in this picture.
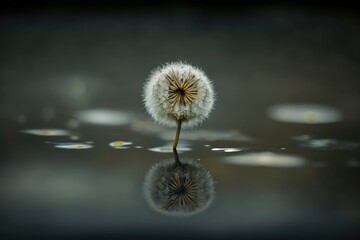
[143,154,215,217]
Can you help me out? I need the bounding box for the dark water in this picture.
[1,3,360,239]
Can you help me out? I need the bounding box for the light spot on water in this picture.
[212,147,242,153]
[109,141,133,149]
[42,107,56,121]
[159,129,253,141]
[293,134,312,141]
[267,104,342,124]
[130,118,165,134]
[54,143,93,149]
[295,136,360,150]
[75,109,131,126]
[148,146,192,153]
[16,114,27,124]
[204,144,211,147]
[70,136,80,140]
[67,119,80,129]
[223,152,306,168]
[21,129,71,136]
[134,146,143,149]
[347,160,360,167]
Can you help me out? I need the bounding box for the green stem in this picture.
[173,119,182,150]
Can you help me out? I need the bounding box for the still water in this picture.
[1,4,360,240]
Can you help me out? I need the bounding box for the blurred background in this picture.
[0,1,360,239]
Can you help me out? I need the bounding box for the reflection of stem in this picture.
[173,148,182,168]
[173,119,182,150]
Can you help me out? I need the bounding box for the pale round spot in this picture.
[211,147,242,153]
[148,146,192,153]
[109,141,133,149]
[223,152,306,168]
[54,143,93,149]
[75,109,131,126]
[21,129,71,136]
[70,136,80,140]
[293,135,312,141]
[16,114,27,124]
[42,107,56,121]
[295,136,360,150]
[67,119,80,129]
[267,104,342,124]
[347,160,360,167]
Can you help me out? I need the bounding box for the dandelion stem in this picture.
[173,119,182,150]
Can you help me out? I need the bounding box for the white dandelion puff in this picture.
[143,62,215,149]
[143,62,215,127]
[143,153,215,217]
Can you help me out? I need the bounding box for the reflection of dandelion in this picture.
[143,62,215,148]
[143,158,215,216]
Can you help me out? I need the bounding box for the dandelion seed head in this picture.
[143,62,215,128]
[143,159,215,217]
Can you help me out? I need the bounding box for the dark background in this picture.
[1,1,360,239]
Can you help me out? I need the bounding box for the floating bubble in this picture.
[211,147,242,153]
[75,109,131,126]
[223,152,306,168]
[267,104,342,124]
[109,141,133,149]
[159,129,253,141]
[54,143,93,149]
[148,146,192,153]
[21,129,71,136]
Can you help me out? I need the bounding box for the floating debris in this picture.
[109,141,133,149]
[75,109,131,126]
[223,152,306,168]
[267,104,342,124]
[211,147,242,153]
[54,143,93,149]
[21,129,71,136]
